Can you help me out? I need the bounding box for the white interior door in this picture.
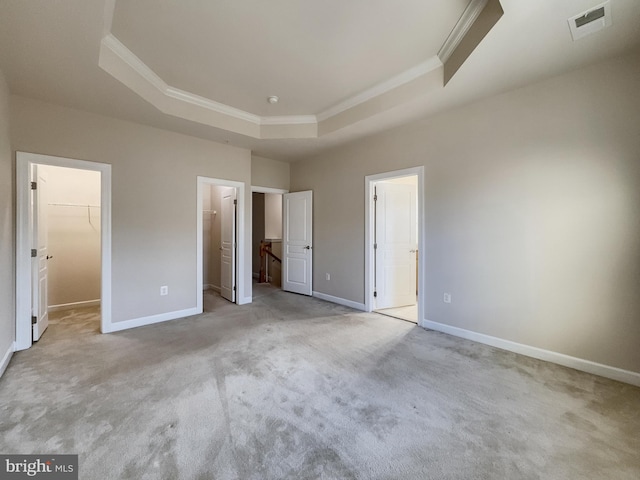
[220,188,237,302]
[375,182,417,309]
[32,165,50,340]
[283,191,313,296]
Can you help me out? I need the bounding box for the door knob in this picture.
[46,255,54,260]
[304,245,311,250]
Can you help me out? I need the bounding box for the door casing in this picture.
[365,167,425,326]
[196,176,247,310]
[16,152,112,350]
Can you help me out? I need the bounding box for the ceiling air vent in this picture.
[568,1,612,41]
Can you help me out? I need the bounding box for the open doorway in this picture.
[16,152,112,350]
[252,191,283,288]
[39,165,102,335]
[365,167,425,325]
[201,183,237,310]
[197,176,246,313]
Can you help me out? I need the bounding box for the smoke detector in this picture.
[568,1,612,41]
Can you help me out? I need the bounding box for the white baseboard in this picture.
[422,319,640,387]
[49,299,101,312]
[104,307,200,333]
[0,342,15,378]
[312,291,366,311]
[203,284,221,292]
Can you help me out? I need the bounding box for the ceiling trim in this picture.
[316,56,442,122]
[438,0,489,63]
[99,1,495,139]
[165,86,262,124]
[260,115,317,126]
[99,33,447,139]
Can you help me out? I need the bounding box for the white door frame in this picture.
[197,176,247,311]
[251,186,288,195]
[251,186,288,288]
[365,166,425,326]
[16,152,112,350]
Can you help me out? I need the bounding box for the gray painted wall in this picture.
[10,96,253,323]
[0,69,14,369]
[251,155,290,191]
[291,52,640,373]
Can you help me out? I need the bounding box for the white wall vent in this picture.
[568,1,612,41]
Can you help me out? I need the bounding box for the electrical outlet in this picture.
[326,273,331,281]
[443,292,451,304]
[160,286,169,296]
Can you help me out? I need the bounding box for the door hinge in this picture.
[373,243,377,250]
[31,181,37,190]
[31,249,37,258]
[31,315,37,325]
[233,286,236,291]
[373,291,377,298]
[373,194,377,201]
[233,199,237,205]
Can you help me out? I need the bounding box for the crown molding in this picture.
[99,0,492,139]
[165,87,261,124]
[100,33,445,138]
[260,115,317,126]
[316,56,443,122]
[102,34,168,93]
[438,0,488,63]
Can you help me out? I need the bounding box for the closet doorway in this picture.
[16,152,112,351]
[197,176,246,312]
[40,165,102,322]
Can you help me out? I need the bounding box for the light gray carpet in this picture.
[1,284,639,479]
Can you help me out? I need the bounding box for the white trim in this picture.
[166,86,261,124]
[260,115,317,126]
[365,167,425,327]
[197,177,247,311]
[251,186,289,194]
[312,291,366,311]
[438,0,489,63]
[0,343,14,378]
[101,37,320,129]
[423,319,640,387]
[104,307,199,333]
[48,299,101,313]
[99,30,445,138]
[101,33,443,130]
[316,57,442,122]
[102,34,168,93]
[15,152,112,351]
